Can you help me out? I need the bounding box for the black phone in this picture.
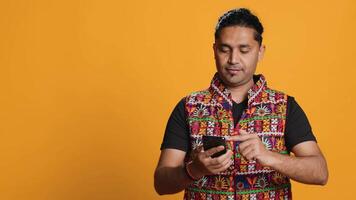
[202,135,227,158]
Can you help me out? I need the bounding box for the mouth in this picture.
[226,67,243,75]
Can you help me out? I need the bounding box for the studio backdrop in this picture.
[1,0,355,199]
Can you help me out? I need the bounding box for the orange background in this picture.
[0,0,355,199]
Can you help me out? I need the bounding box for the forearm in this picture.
[154,165,193,195]
[266,152,328,185]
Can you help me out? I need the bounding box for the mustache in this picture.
[225,65,243,70]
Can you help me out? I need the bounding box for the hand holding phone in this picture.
[202,135,227,158]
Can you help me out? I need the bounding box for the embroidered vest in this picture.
[183,73,292,200]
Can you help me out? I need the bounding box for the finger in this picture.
[220,155,232,167]
[191,145,204,160]
[226,135,238,141]
[215,149,233,162]
[209,156,231,169]
[196,145,204,152]
[193,145,203,153]
[239,129,249,135]
[209,150,233,168]
[240,137,263,154]
[214,158,233,173]
[240,144,254,158]
[244,150,256,161]
[204,145,225,158]
[239,139,255,151]
[227,134,253,142]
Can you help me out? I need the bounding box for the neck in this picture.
[227,79,254,103]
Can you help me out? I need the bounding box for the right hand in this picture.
[187,145,233,180]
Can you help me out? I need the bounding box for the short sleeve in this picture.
[160,98,190,152]
[284,96,317,152]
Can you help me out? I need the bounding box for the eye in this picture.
[219,46,230,53]
[240,48,250,54]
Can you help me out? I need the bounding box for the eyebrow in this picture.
[239,44,250,48]
[219,43,251,49]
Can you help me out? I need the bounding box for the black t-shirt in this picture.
[161,96,316,152]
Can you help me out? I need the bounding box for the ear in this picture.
[213,43,217,51]
[213,43,217,58]
[258,44,266,61]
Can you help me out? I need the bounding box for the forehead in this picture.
[216,26,258,46]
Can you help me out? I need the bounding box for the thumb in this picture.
[193,145,203,153]
[191,145,203,161]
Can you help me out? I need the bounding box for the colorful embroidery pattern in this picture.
[183,73,291,200]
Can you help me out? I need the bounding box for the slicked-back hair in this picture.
[215,8,264,46]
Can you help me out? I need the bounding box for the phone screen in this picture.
[202,135,227,158]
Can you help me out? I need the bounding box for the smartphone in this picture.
[202,135,227,158]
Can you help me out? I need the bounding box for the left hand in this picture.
[227,129,272,166]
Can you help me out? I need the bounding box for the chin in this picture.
[227,76,242,83]
[222,78,242,87]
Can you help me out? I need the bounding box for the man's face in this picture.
[213,26,265,88]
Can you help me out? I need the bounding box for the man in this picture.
[154,8,328,199]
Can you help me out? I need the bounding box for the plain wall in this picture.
[1,0,355,199]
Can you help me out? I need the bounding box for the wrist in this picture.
[263,151,282,167]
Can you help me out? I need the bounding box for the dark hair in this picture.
[215,8,264,45]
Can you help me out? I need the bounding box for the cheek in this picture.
[216,55,228,65]
[243,55,259,69]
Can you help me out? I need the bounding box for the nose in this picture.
[228,49,240,65]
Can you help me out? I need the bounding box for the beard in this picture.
[217,66,247,87]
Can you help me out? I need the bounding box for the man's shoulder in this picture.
[264,87,296,102]
[265,87,288,96]
[186,88,210,96]
[181,88,213,106]
[264,88,302,116]
[183,88,210,99]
